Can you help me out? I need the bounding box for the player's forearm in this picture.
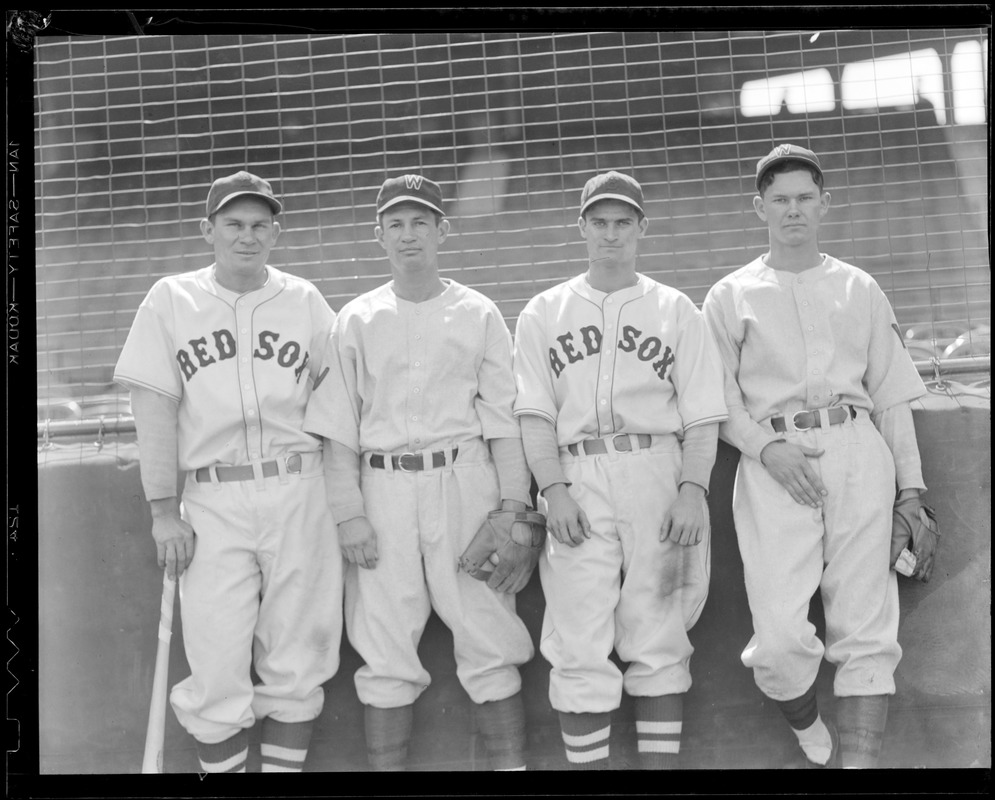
[719,404,781,462]
[680,422,719,493]
[871,402,927,492]
[324,438,367,522]
[488,436,533,507]
[130,386,181,502]
[519,414,570,495]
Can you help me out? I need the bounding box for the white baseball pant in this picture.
[170,454,342,743]
[346,437,534,709]
[540,435,711,713]
[733,412,901,701]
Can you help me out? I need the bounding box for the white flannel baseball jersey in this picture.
[513,273,728,446]
[114,266,334,470]
[304,279,522,454]
[702,254,927,461]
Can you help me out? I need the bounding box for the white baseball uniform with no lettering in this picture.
[114,265,342,743]
[702,254,926,701]
[303,279,534,709]
[513,273,727,712]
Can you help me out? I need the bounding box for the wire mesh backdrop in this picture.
[35,30,990,423]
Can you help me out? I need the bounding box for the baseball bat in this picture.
[141,570,177,774]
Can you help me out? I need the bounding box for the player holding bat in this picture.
[115,171,342,773]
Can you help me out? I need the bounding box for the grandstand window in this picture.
[739,68,835,117]
[840,48,946,123]
[951,39,989,124]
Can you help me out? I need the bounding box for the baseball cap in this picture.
[376,174,445,216]
[755,144,823,192]
[579,171,645,216]
[205,171,282,217]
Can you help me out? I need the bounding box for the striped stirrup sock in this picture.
[777,684,833,766]
[260,718,314,772]
[475,693,528,770]
[634,693,683,769]
[559,711,611,770]
[197,729,249,773]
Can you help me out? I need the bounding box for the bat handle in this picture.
[141,570,177,774]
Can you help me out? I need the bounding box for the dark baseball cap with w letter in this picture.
[376,174,445,216]
[205,171,282,217]
[755,144,823,191]
[579,171,645,216]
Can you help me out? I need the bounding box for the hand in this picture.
[338,515,379,569]
[150,498,195,580]
[543,483,592,547]
[661,482,707,546]
[759,441,828,507]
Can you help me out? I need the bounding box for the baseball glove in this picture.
[890,496,940,582]
[459,509,547,594]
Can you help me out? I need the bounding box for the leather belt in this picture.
[194,453,303,483]
[567,433,654,456]
[369,447,459,472]
[771,405,856,433]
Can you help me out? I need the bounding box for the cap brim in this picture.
[378,194,445,216]
[580,192,644,215]
[212,190,282,215]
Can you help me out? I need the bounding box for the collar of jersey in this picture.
[568,272,649,304]
[198,264,283,304]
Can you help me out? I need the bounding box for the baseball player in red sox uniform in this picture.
[303,175,536,771]
[702,145,929,768]
[513,171,728,769]
[114,172,342,773]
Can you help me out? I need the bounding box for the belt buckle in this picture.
[611,433,632,452]
[791,410,815,431]
[285,453,302,474]
[397,452,421,472]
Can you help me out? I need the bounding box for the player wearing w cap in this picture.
[513,171,728,769]
[702,144,932,768]
[114,171,342,772]
[304,174,539,771]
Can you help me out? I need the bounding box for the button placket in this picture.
[236,302,262,458]
[794,279,828,407]
[597,301,620,433]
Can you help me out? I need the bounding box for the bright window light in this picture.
[841,48,946,124]
[740,68,836,117]
[951,39,988,124]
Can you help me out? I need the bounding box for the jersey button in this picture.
[807,326,814,331]
[414,361,421,367]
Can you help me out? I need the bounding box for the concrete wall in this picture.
[37,385,990,772]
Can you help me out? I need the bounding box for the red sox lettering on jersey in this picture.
[548,321,676,382]
[174,327,315,384]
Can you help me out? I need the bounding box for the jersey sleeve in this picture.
[305,286,337,385]
[671,297,729,431]
[302,315,362,453]
[473,303,524,441]
[113,280,184,402]
[702,282,783,462]
[864,286,926,411]
[511,301,559,425]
